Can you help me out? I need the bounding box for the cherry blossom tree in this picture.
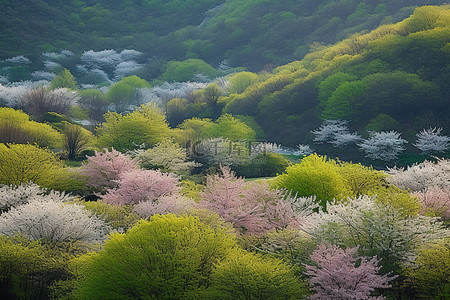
[413,127,450,154]
[81,148,137,191]
[102,169,179,205]
[305,243,395,300]
[413,187,450,220]
[358,131,407,161]
[200,166,302,235]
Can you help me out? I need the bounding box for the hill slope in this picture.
[0,0,446,72]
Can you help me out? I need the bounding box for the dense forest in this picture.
[0,1,449,299]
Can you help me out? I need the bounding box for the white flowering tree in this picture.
[0,183,42,212]
[0,191,109,243]
[294,144,314,156]
[301,195,448,271]
[311,120,361,147]
[413,127,450,154]
[386,158,450,192]
[358,131,407,161]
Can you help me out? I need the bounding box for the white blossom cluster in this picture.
[4,55,31,65]
[0,183,43,212]
[0,83,30,107]
[0,184,109,243]
[294,144,314,156]
[79,49,144,82]
[250,142,280,156]
[31,71,56,81]
[386,158,450,192]
[311,120,361,147]
[413,127,450,154]
[358,131,407,161]
[301,195,448,263]
[147,81,208,106]
[42,50,73,61]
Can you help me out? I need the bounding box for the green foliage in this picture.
[180,179,203,202]
[203,250,308,299]
[0,236,69,300]
[71,214,236,299]
[80,200,140,232]
[405,238,450,298]
[236,153,291,178]
[50,69,77,90]
[62,122,93,160]
[206,114,256,141]
[176,117,215,144]
[273,154,352,208]
[106,75,150,108]
[366,114,399,131]
[95,103,171,152]
[274,155,389,208]
[227,71,259,94]
[0,107,63,149]
[0,143,66,189]
[337,160,387,197]
[321,80,369,120]
[134,138,197,174]
[372,186,422,217]
[159,59,218,82]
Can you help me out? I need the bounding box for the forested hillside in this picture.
[173,5,450,147]
[0,0,446,71]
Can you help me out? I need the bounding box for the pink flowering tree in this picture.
[102,169,179,205]
[81,148,137,191]
[413,187,450,220]
[305,243,395,300]
[200,166,302,235]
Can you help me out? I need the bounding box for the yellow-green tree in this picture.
[50,69,77,90]
[206,114,256,141]
[273,154,352,208]
[0,107,63,149]
[406,239,450,298]
[70,214,236,299]
[95,103,171,152]
[0,143,84,191]
[203,250,307,299]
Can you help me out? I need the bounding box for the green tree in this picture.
[201,83,223,118]
[71,214,236,299]
[159,59,218,82]
[406,239,450,298]
[227,72,259,94]
[106,75,151,112]
[206,114,256,141]
[321,80,369,120]
[0,107,63,149]
[0,236,68,300]
[273,154,352,208]
[0,143,85,191]
[96,103,171,152]
[50,69,77,90]
[204,250,307,299]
